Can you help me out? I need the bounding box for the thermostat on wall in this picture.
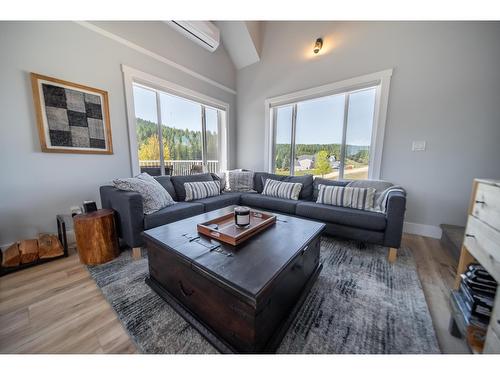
[412,141,426,151]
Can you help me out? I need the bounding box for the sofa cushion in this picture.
[210,172,226,191]
[240,193,299,214]
[312,178,349,201]
[347,179,393,192]
[154,175,177,200]
[255,173,314,200]
[253,172,270,193]
[295,201,386,231]
[346,180,399,213]
[144,202,204,230]
[194,192,241,212]
[171,173,214,202]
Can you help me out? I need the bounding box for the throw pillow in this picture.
[171,173,214,202]
[184,181,221,201]
[225,169,255,192]
[259,174,314,200]
[312,178,349,201]
[211,172,226,192]
[347,179,393,210]
[261,179,303,200]
[316,184,376,211]
[113,173,176,214]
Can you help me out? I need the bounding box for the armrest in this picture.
[384,190,406,248]
[100,186,144,248]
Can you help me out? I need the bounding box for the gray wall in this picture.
[0,21,236,245]
[236,21,500,232]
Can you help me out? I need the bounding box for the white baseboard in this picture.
[403,221,442,239]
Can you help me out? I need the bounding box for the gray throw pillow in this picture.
[113,173,176,214]
[225,169,255,192]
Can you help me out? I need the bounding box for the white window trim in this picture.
[264,69,393,179]
[122,64,229,176]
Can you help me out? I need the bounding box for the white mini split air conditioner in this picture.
[167,21,220,52]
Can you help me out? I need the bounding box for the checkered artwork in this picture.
[32,73,113,154]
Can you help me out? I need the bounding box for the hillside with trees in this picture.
[275,143,370,172]
[136,117,218,161]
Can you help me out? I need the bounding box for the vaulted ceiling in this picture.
[215,21,262,69]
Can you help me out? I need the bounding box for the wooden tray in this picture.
[197,210,276,246]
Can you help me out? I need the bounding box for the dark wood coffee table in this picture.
[143,205,325,353]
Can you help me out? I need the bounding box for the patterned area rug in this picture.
[87,237,440,354]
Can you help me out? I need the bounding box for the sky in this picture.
[133,84,376,146]
[276,88,376,146]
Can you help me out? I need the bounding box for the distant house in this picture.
[329,155,340,169]
[295,154,315,170]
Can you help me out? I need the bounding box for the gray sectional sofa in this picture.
[100,172,406,259]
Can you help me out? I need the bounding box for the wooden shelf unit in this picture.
[451,179,500,354]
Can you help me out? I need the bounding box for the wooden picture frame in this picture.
[31,73,113,154]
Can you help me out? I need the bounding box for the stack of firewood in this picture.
[1,234,64,269]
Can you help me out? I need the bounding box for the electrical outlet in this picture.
[412,141,426,151]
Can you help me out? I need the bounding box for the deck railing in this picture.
[139,160,219,176]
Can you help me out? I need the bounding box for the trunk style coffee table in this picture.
[143,205,325,353]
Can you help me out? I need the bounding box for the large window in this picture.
[273,87,376,180]
[132,83,225,176]
[268,69,393,181]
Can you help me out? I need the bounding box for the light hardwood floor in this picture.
[0,234,469,354]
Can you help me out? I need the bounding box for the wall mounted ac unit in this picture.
[168,21,220,52]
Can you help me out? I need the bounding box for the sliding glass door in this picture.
[272,87,377,180]
[274,105,293,175]
[133,83,225,176]
[343,88,376,180]
[133,85,162,176]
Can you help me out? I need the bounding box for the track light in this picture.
[313,38,323,54]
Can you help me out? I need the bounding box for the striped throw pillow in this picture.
[262,179,303,200]
[316,184,376,211]
[184,181,221,201]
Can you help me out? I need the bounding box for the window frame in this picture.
[264,69,393,180]
[122,65,229,176]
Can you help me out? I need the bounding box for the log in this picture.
[38,233,64,259]
[74,209,119,265]
[19,239,39,264]
[1,243,20,268]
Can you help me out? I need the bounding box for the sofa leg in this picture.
[132,247,141,260]
[388,247,397,263]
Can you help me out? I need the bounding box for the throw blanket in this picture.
[374,185,405,213]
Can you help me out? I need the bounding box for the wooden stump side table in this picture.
[74,209,119,265]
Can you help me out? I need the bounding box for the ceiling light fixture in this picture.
[313,38,323,54]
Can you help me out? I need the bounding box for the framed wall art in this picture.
[31,73,113,154]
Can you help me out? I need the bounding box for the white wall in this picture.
[0,21,236,245]
[236,21,500,234]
